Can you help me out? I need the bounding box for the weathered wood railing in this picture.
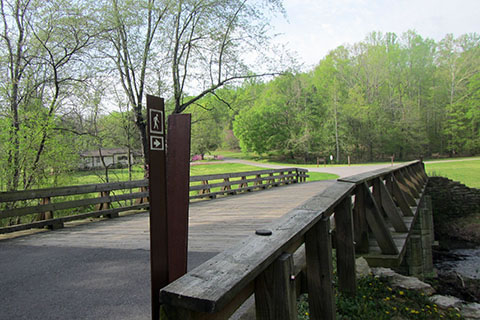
[191,168,308,200]
[159,161,429,320]
[0,168,308,234]
[0,180,150,234]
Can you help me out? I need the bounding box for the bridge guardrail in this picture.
[159,160,429,320]
[0,168,308,234]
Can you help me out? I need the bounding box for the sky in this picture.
[271,0,480,69]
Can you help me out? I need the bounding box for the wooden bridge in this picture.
[0,162,431,320]
[160,160,431,320]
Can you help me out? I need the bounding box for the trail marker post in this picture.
[147,95,168,320]
[146,95,191,320]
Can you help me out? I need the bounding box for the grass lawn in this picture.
[425,159,480,188]
[45,162,336,189]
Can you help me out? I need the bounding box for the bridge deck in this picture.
[0,181,333,320]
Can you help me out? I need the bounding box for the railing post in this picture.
[241,176,250,191]
[38,196,64,230]
[255,253,297,320]
[335,195,357,296]
[305,217,336,320]
[353,185,369,254]
[200,180,210,195]
[269,173,274,186]
[135,186,149,204]
[38,196,53,221]
[222,178,234,194]
[97,191,118,218]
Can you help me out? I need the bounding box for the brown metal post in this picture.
[146,95,169,320]
[166,114,191,283]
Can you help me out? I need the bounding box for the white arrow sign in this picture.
[150,136,164,151]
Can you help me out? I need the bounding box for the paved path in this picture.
[222,157,396,178]
[0,181,333,320]
[221,157,480,178]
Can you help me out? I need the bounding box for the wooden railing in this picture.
[191,168,308,200]
[0,168,308,234]
[159,161,429,320]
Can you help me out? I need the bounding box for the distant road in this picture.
[221,158,394,178]
[220,157,480,178]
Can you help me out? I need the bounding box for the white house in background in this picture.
[79,148,140,169]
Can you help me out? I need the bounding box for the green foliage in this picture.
[298,276,464,320]
[230,31,479,163]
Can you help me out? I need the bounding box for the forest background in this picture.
[1,0,479,193]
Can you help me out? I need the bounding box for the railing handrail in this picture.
[338,160,420,185]
[0,179,148,203]
[160,181,354,313]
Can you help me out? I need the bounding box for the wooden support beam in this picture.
[393,172,417,206]
[353,185,369,254]
[305,218,335,320]
[255,253,297,320]
[416,162,428,182]
[388,175,414,217]
[405,166,422,193]
[398,170,419,198]
[363,183,399,255]
[377,178,408,232]
[335,196,357,296]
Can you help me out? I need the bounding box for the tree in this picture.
[170,0,284,114]
[101,0,170,162]
[0,0,96,191]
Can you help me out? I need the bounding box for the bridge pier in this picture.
[397,195,435,279]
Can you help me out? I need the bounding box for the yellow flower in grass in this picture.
[399,291,404,295]
[384,297,390,301]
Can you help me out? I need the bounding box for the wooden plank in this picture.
[305,218,335,320]
[0,180,148,202]
[377,178,408,232]
[334,196,357,296]
[160,182,354,314]
[255,253,297,320]
[0,191,148,219]
[363,183,398,255]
